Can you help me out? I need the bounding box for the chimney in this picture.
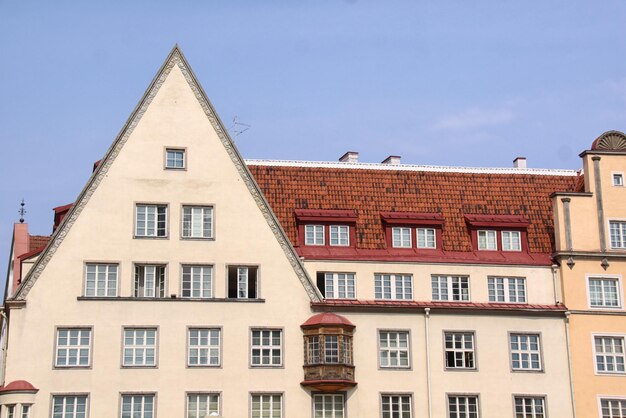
[339,151,359,163]
[513,157,527,169]
[381,155,401,165]
[11,223,29,297]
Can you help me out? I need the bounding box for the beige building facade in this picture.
[0,47,588,418]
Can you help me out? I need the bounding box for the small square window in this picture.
[379,330,410,368]
[501,231,521,251]
[375,274,413,300]
[514,397,545,418]
[477,230,497,250]
[84,263,118,297]
[135,204,167,237]
[52,396,88,418]
[55,328,92,367]
[121,394,154,418]
[122,328,157,367]
[381,394,412,418]
[601,398,626,418]
[251,329,282,367]
[251,394,282,418]
[392,227,412,248]
[610,221,626,249]
[488,277,526,303]
[510,333,542,371]
[188,328,221,366]
[134,265,166,298]
[594,336,625,374]
[614,173,624,186]
[313,394,344,418]
[305,225,325,245]
[329,225,349,246]
[589,277,621,308]
[165,148,185,169]
[416,228,436,248]
[432,275,470,301]
[182,265,213,298]
[182,206,213,239]
[317,272,356,299]
[444,332,475,369]
[448,395,479,418]
[187,393,220,418]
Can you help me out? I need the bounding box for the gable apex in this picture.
[14,46,321,302]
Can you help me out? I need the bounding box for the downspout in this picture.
[564,311,577,418]
[424,308,432,418]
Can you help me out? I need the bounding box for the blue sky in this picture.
[1,1,626,286]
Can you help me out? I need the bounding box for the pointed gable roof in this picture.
[14,46,321,302]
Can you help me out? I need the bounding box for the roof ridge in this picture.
[245,159,579,176]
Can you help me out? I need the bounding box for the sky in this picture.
[1,1,626,289]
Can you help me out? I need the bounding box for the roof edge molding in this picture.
[14,45,322,302]
[590,130,626,151]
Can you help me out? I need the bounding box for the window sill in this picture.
[53,366,91,370]
[511,368,544,373]
[444,367,477,372]
[121,365,158,369]
[77,297,265,303]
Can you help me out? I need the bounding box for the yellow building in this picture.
[553,131,626,418]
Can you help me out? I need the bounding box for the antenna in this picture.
[18,199,26,223]
[229,115,251,139]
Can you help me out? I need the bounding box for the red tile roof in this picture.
[248,165,578,254]
[301,312,355,328]
[0,380,38,393]
[29,235,50,252]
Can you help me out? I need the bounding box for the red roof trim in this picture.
[381,212,444,226]
[295,209,358,222]
[301,312,355,328]
[53,203,73,213]
[0,380,38,393]
[18,247,45,261]
[312,300,566,312]
[464,214,529,228]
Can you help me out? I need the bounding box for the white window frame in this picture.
[250,328,283,367]
[313,394,344,418]
[135,204,167,238]
[55,328,92,368]
[120,394,155,418]
[509,333,543,371]
[374,274,413,300]
[165,147,185,169]
[477,230,497,250]
[444,332,476,370]
[134,264,166,298]
[51,395,88,418]
[416,227,436,249]
[182,265,213,298]
[329,225,350,246]
[305,225,325,245]
[613,172,624,187]
[20,405,30,418]
[392,227,412,248]
[513,396,546,418]
[447,395,480,418]
[488,277,526,303]
[593,334,626,375]
[6,405,14,418]
[84,263,118,297]
[238,267,249,298]
[187,328,221,367]
[599,397,626,418]
[378,330,410,369]
[181,205,213,239]
[187,392,220,418]
[324,272,356,299]
[587,275,622,309]
[122,328,157,367]
[610,220,626,249]
[381,394,413,418]
[501,231,522,251]
[432,275,470,301]
[250,393,283,418]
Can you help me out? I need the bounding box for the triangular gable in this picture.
[14,45,321,302]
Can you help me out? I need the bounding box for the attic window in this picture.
[381,212,443,250]
[465,215,529,253]
[165,148,185,169]
[295,209,357,248]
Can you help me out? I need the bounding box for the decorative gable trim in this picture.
[14,46,321,302]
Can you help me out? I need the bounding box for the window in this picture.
[251,394,282,418]
[600,399,626,418]
[610,221,626,249]
[594,336,625,374]
[417,228,436,248]
[123,328,157,367]
[52,395,88,418]
[614,173,624,187]
[228,266,258,299]
[318,272,356,299]
[303,334,353,366]
[135,204,167,237]
[20,405,30,418]
[330,225,349,246]
[514,397,545,418]
[182,265,213,298]
[432,276,470,301]
[488,277,526,303]
[313,394,344,418]
[510,334,542,371]
[392,227,412,248]
[375,274,412,300]
[6,406,14,418]
[305,225,324,245]
[501,231,521,251]
[251,329,282,367]
[55,328,91,367]
[381,394,412,418]
[187,393,219,418]
[188,328,220,367]
[134,265,166,298]
[121,394,154,418]
[477,230,497,250]
[379,331,410,368]
[84,263,118,297]
[589,277,621,308]
[165,148,185,169]
[444,332,475,369]
[448,395,479,418]
[182,206,213,239]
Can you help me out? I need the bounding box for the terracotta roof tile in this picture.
[29,235,50,252]
[248,165,578,253]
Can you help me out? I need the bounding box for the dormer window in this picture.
[466,215,529,253]
[296,210,357,248]
[382,212,443,250]
[477,230,497,250]
[501,231,521,251]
